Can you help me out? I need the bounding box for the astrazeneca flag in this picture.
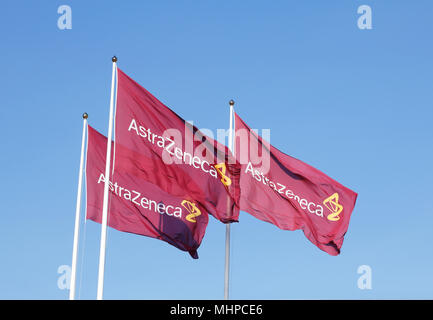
[114,68,240,223]
[86,125,209,258]
[234,112,357,255]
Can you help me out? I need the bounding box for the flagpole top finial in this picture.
[82,112,88,119]
[112,56,118,62]
[229,99,235,106]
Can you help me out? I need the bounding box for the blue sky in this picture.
[1,1,432,299]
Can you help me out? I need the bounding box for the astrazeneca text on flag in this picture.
[86,125,209,259]
[234,113,358,255]
[114,68,240,223]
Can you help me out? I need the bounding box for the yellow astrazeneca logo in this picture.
[214,163,232,187]
[181,200,202,223]
[323,193,343,222]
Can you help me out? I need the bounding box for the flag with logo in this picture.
[114,68,240,223]
[234,112,357,255]
[86,125,209,259]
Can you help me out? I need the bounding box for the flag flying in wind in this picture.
[86,125,209,259]
[234,112,357,255]
[114,68,240,223]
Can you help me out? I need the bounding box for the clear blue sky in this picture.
[1,0,432,299]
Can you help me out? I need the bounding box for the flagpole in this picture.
[224,99,235,300]
[96,56,118,300]
[69,113,88,300]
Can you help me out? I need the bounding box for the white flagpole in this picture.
[224,99,235,300]
[69,112,88,300]
[96,56,118,300]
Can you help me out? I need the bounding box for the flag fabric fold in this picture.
[234,112,357,255]
[86,125,209,259]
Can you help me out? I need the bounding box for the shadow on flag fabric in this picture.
[234,112,358,255]
[86,125,208,259]
[114,68,240,224]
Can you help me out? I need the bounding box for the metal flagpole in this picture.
[224,99,235,300]
[69,112,88,300]
[97,56,118,300]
